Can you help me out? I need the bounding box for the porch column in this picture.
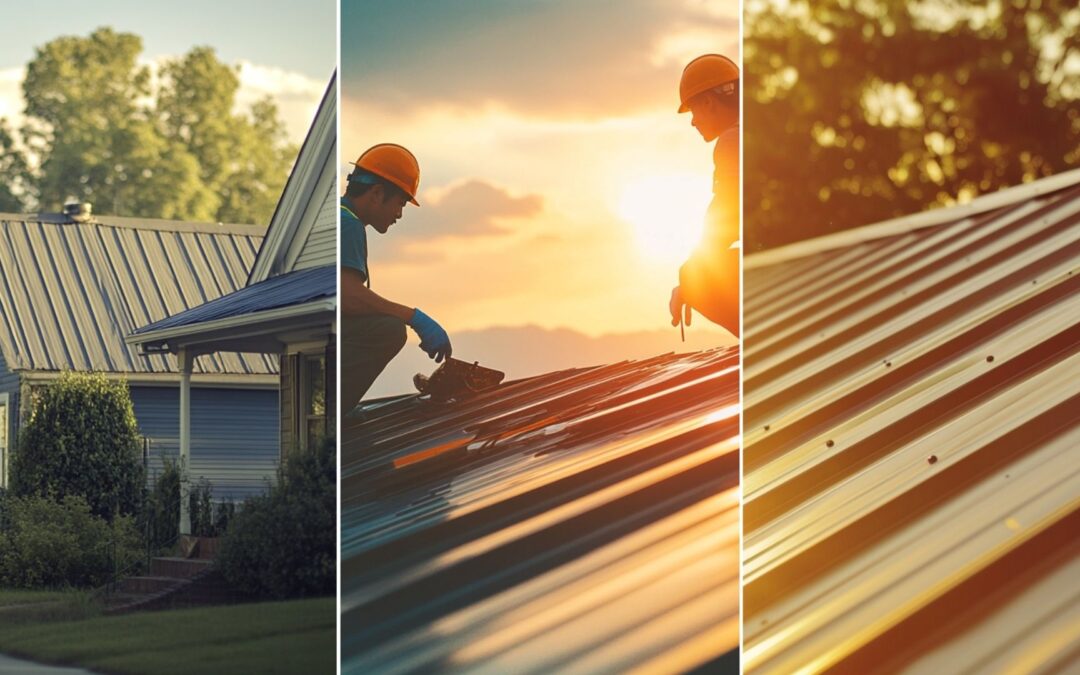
[178,348,193,535]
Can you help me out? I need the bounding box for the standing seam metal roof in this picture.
[742,174,1080,673]
[133,264,335,334]
[0,215,276,376]
[342,348,740,674]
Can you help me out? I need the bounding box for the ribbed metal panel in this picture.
[742,176,1080,673]
[0,215,277,376]
[342,349,740,674]
[133,386,279,500]
[134,265,335,334]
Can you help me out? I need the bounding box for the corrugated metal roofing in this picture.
[741,173,1080,673]
[133,264,335,334]
[0,214,276,376]
[341,348,740,674]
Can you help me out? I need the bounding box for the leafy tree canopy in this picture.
[10,27,295,224]
[745,0,1079,250]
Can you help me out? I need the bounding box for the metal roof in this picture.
[341,348,740,674]
[133,265,335,335]
[742,173,1080,673]
[0,214,276,376]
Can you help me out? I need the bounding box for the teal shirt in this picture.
[340,197,369,285]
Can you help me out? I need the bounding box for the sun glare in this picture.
[618,173,712,265]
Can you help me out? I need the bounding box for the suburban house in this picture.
[128,73,337,533]
[0,208,279,496]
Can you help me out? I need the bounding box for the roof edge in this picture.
[127,297,336,346]
[248,70,337,285]
[0,213,267,237]
[746,167,1080,269]
[19,370,279,388]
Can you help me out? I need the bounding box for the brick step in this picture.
[150,557,213,578]
[117,576,185,594]
[105,568,250,615]
[102,592,146,608]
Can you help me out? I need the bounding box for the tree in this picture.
[0,119,30,212]
[19,27,294,224]
[11,371,143,520]
[156,47,295,225]
[745,0,1080,250]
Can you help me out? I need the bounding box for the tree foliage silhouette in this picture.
[745,0,1079,250]
[14,28,295,224]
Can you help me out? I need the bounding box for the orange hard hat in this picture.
[678,54,739,113]
[351,143,421,206]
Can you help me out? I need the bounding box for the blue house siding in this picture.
[131,386,280,500]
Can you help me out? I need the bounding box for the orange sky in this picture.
[342,0,739,340]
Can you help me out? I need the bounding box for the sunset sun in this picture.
[618,173,712,265]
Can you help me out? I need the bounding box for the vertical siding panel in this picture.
[279,354,297,456]
[131,385,279,501]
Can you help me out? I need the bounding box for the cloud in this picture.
[235,61,327,144]
[371,179,544,263]
[0,67,25,127]
[341,0,739,119]
[409,179,544,238]
[142,56,325,147]
[651,26,741,69]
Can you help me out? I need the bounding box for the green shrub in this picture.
[189,477,233,537]
[143,457,180,552]
[0,494,141,588]
[140,460,236,546]
[11,372,143,520]
[216,437,335,599]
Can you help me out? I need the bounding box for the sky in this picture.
[0,0,335,147]
[341,0,740,343]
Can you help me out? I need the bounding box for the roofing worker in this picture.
[340,143,452,417]
[669,54,740,337]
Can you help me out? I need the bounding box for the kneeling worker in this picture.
[669,54,740,338]
[340,143,452,417]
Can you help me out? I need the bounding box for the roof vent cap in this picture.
[63,200,93,223]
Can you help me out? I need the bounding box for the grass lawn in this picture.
[0,589,74,607]
[0,597,336,675]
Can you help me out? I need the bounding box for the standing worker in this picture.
[340,143,453,418]
[669,54,740,337]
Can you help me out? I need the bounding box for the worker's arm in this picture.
[341,267,453,362]
[340,267,413,320]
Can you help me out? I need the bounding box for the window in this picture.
[302,354,326,450]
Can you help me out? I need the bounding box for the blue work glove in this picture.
[408,308,453,363]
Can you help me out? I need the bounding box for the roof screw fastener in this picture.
[986,355,994,363]
[928,455,938,465]
[763,425,770,432]
[826,439,835,448]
